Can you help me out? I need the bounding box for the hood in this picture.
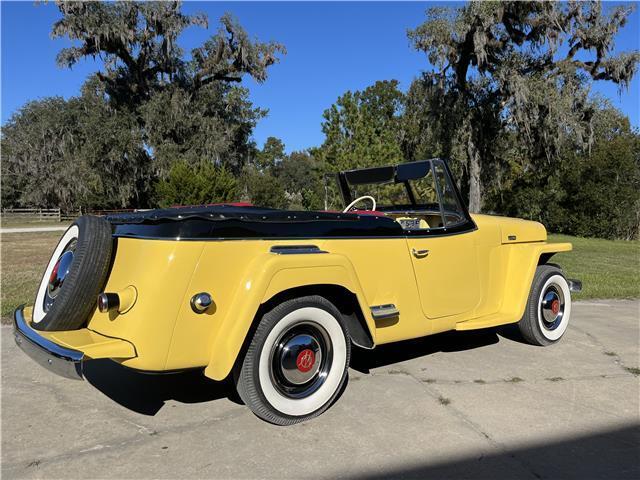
[472,214,547,244]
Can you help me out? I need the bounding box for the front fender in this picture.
[503,242,573,321]
[203,251,375,381]
[456,241,572,331]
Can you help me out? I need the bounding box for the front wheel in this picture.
[235,296,351,425]
[518,264,572,346]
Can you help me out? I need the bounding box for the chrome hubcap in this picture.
[279,333,322,384]
[270,322,332,398]
[540,285,565,330]
[43,239,76,312]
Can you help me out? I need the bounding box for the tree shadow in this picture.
[83,359,241,416]
[343,425,640,479]
[350,328,501,374]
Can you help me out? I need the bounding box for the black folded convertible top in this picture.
[107,204,403,240]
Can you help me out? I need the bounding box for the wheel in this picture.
[32,215,113,331]
[518,264,572,346]
[235,295,351,425]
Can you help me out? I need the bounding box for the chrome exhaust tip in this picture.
[97,292,120,313]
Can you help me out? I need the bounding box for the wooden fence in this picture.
[1,208,64,222]
[1,208,138,224]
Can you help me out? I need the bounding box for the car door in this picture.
[405,160,481,319]
[407,233,480,318]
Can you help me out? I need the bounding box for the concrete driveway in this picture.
[2,300,639,479]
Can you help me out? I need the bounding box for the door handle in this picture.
[412,248,430,258]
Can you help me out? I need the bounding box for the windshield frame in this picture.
[334,159,476,236]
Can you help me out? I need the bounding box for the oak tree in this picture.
[408,1,639,212]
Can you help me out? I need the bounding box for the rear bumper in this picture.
[13,305,84,380]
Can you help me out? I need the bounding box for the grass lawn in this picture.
[548,234,640,300]
[1,232,60,324]
[0,231,637,325]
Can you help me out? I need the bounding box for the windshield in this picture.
[337,159,469,231]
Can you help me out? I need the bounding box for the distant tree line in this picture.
[2,1,639,240]
[2,1,285,210]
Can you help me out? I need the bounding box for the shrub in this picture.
[244,169,288,209]
[154,161,238,208]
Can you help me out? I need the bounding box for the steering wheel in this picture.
[343,195,377,213]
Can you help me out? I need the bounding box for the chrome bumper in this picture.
[568,279,583,292]
[13,305,84,380]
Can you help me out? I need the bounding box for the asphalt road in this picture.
[2,300,639,479]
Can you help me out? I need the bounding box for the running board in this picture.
[370,304,399,320]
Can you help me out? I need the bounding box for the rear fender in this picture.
[203,251,375,381]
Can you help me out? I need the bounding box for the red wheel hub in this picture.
[551,299,560,315]
[296,349,316,373]
[49,261,61,284]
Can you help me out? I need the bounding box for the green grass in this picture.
[1,232,61,324]
[548,234,640,300]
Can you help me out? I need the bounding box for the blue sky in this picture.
[2,1,639,152]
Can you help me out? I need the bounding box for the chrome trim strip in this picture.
[13,305,84,380]
[568,279,583,292]
[370,304,400,320]
[270,245,328,255]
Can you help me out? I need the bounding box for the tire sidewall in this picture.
[33,224,80,325]
[536,274,571,342]
[31,216,112,331]
[240,296,351,424]
[527,267,571,345]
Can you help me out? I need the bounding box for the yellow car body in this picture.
[21,212,570,380]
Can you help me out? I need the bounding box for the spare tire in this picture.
[32,215,113,331]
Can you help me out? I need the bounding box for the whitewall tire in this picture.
[518,265,572,346]
[235,296,351,425]
[33,225,79,324]
[31,215,113,331]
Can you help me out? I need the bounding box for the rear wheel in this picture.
[235,295,351,425]
[518,264,572,346]
[32,215,113,331]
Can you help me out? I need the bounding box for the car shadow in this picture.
[83,359,241,416]
[83,326,520,416]
[350,328,501,374]
[496,322,529,344]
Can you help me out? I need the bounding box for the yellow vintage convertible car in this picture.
[14,158,581,425]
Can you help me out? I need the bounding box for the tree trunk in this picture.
[467,136,482,213]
